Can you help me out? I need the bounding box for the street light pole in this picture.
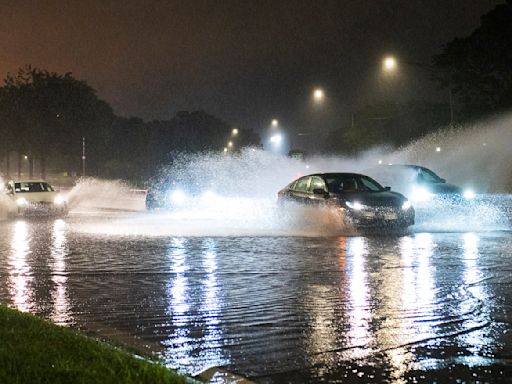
[82,137,86,177]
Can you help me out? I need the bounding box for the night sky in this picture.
[0,0,502,136]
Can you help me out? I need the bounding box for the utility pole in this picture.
[82,137,86,177]
[448,87,454,126]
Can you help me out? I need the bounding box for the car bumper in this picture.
[345,208,415,228]
[18,203,68,216]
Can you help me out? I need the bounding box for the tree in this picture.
[0,66,115,177]
[433,1,512,118]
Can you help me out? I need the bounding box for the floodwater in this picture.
[1,205,512,383]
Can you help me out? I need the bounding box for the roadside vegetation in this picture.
[0,305,189,384]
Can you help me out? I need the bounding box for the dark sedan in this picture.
[278,173,415,229]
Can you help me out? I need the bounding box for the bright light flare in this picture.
[54,196,65,205]
[346,201,363,210]
[271,119,279,128]
[232,128,238,136]
[411,187,433,202]
[169,190,186,205]
[313,88,325,102]
[382,56,397,72]
[463,189,476,200]
[270,134,282,145]
[16,198,28,206]
[401,200,412,210]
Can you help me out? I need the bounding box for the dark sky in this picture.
[0,0,502,135]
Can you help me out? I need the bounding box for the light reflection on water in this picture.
[0,217,510,382]
[8,221,32,312]
[50,219,72,325]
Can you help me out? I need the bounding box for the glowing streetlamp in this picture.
[382,56,397,73]
[436,146,441,152]
[228,141,233,148]
[232,128,238,136]
[313,88,325,103]
[223,147,228,153]
[271,119,279,128]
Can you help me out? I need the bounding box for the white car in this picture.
[4,180,68,216]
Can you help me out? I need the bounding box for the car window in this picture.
[359,176,385,191]
[418,168,443,183]
[326,175,384,193]
[14,182,54,193]
[294,177,310,193]
[309,176,326,192]
[288,180,298,190]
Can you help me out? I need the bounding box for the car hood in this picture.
[334,190,406,207]
[15,191,56,203]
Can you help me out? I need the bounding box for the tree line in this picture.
[325,1,512,154]
[0,67,260,184]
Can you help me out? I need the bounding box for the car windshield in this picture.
[417,167,444,183]
[14,182,54,193]
[325,175,384,193]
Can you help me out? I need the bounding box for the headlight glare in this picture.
[346,201,363,210]
[463,189,476,199]
[169,189,186,205]
[411,187,433,202]
[54,196,65,205]
[16,198,28,206]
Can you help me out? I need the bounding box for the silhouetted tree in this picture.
[0,66,115,177]
[433,1,512,119]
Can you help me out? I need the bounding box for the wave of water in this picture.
[4,114,512,234]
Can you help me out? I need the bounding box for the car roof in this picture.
[305,172,370,178]
[9,180,52,183]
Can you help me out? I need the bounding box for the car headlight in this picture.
[16,198,28,206]
[411,187,433,202]
[345,201,363,210]
[401,200,412,210]
[463,189,476,199]
[169,189,186,205]
[54,196,65,205]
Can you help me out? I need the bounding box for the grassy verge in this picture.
[0,305,190,384]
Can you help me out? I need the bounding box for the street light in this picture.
[382,56,397,73]
[313,88,325,103]
[228,141,233,148]
[380,55,454,126]
[271,119,279,128]
[232,128,238,136]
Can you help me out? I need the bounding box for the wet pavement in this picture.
[1,211,512,383]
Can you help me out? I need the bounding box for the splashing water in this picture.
[64,178,145,212]
[75,113,512,237]
[388,114,512,193]
[0,176,15,220]
[6,114,512,234]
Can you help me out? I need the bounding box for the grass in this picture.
[0,305,190,384]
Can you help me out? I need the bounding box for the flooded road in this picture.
[1,211,512,383]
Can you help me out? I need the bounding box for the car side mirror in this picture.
[385,186,391,191]
[312,188,329,197]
